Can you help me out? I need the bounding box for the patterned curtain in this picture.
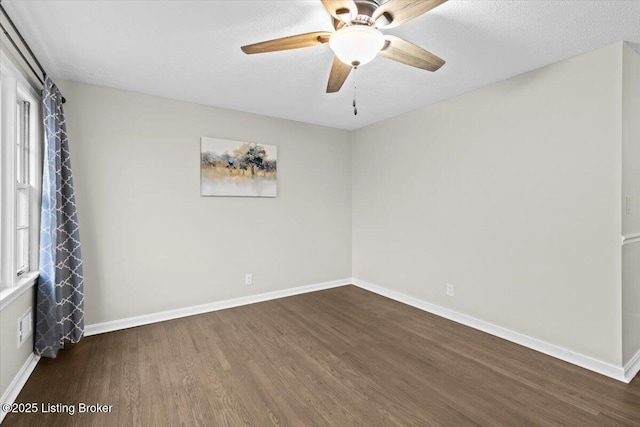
[35,77,84,358]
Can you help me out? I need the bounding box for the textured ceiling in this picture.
[4,0,640,130]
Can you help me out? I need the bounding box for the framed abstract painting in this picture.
[200,137,277,197]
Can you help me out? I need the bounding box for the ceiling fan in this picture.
[241,0,447,93]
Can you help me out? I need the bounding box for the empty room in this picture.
[1,0,640,425]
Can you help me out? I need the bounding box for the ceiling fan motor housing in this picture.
[335,0,391,29]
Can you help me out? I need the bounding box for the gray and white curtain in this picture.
[35,77,84,358]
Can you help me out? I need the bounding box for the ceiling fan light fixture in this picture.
[329,25,384,67]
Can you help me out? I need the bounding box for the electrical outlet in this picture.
[17,309,32,348]
[626,196,632,215]
[446,283,455,297]
[245,273,253,285]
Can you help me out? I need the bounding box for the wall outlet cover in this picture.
[446,283,455,297]
[17,309,32,348]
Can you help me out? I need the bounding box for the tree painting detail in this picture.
[200,137,277,197]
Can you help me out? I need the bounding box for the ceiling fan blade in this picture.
[241,31,332,54]
[379,36,445,71]
[373,0,447,29]
[321,0,358,23]
[326,56,352,93]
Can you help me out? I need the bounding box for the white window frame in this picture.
[0,47,42,307]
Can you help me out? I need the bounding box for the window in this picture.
[16,100,31,276]
[0,51,42,297]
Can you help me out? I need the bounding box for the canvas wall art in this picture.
[200,137,277,197]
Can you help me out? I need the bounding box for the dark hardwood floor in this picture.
[4,285,640,426]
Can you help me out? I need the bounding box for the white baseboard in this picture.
[84,276,638,384]
[85,278,352,337]
[0,352,40,424]
[624,348,640,383]
[351,278,630,383]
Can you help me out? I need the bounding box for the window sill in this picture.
[0,272,38,311]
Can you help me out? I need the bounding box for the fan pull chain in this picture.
[353,66,358,116]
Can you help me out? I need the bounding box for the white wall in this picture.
[0,289,34,400]
[622,43,640,364]
[55,80,352,325]
[352,43,623,365]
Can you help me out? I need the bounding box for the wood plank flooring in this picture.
[4,285,640,426]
